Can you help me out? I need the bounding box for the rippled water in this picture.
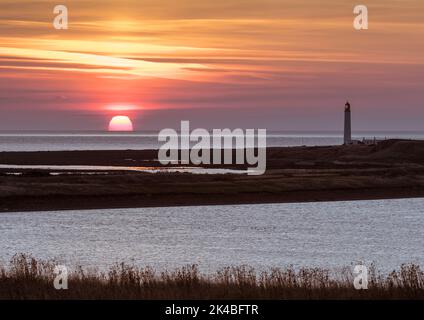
[0,198,423,273]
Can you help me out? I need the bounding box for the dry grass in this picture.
[0,254,423,300]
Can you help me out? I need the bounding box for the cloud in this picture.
[0,0,423,130]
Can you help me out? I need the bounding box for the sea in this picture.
[0,131,423,151]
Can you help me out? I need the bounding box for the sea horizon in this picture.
[1,130,423,152]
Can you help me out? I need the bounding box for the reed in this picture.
[0,254,423,299]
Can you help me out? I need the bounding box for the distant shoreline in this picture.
[1,139,424,213]
[1,131,424,153]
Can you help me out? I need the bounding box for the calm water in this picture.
[0,198,423,273]
[0,164,246,175]
[1,131,423,151]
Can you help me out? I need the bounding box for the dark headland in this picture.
[1,139,424,212]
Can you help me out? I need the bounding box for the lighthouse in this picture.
[344,101,352,145]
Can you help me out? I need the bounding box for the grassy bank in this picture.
[0,255,423,299]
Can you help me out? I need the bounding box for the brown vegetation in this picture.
[1,255,423,300]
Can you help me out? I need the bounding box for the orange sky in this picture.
[0,0,423,130]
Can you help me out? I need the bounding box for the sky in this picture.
[0,0,423,131]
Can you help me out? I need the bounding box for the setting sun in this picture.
[108,115,134,132]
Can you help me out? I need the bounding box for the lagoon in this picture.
[0,198,423,273]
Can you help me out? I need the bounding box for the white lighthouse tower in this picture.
[344,101,352,145]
